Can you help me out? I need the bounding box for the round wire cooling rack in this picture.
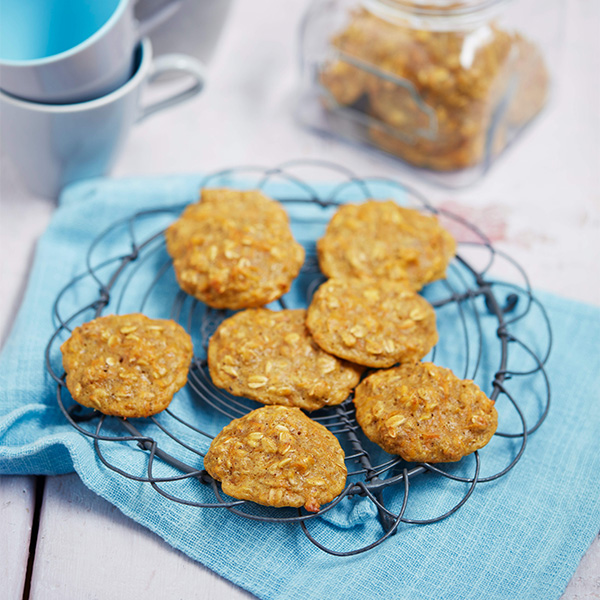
[45,159,552,556]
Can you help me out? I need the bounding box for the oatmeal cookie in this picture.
[165,189,305,309]
[306,278,437,368]
[317,200,456,290]
[320,59,369,106]
[354,362,498,463]
[369,125,487,172]
[60,313,193,418]
[506,34,549,127]
[204,405,347,512]
[208,309,363,411]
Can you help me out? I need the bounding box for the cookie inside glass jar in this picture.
[312,0,551,173]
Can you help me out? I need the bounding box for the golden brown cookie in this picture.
[165,189,305,309]
[317,200,456,290]
[306,278,437,368]
[60,313,193,418]
[354,362,498,463]
[204,405,347,512]
[208,308,363,411]
[320,59,369,106]
[368,124,487,172]
[505,34,549,127]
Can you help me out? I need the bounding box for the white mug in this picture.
[136,0,233,65]
[0,38,204,198]
[0,0,182,104]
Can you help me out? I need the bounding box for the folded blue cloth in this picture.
[1,174,599,600]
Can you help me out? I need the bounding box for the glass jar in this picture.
[298,0,564,187]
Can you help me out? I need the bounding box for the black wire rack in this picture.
[44,159,552,556]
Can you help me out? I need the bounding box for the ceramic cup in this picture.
[0,0,182,104]
[0,38,204,198]
[136,0,233,65]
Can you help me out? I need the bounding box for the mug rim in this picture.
[0,38,153,113]
[0,0,128,66]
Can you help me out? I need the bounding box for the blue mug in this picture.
[0,0,181,104]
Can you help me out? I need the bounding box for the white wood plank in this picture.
[29,474,256,600]
[561,535,600,600]
[0,476,37,600]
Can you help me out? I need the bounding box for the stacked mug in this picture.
[0,0,205,197]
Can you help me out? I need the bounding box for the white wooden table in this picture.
[1,1,599,598]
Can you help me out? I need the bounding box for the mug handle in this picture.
[138,54,206,121]
[136,0,183,39]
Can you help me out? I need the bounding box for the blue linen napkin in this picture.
[1,173,599,600]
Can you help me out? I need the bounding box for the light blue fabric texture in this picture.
[1,174,599,600]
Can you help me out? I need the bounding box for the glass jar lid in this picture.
[363,0,511,30]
